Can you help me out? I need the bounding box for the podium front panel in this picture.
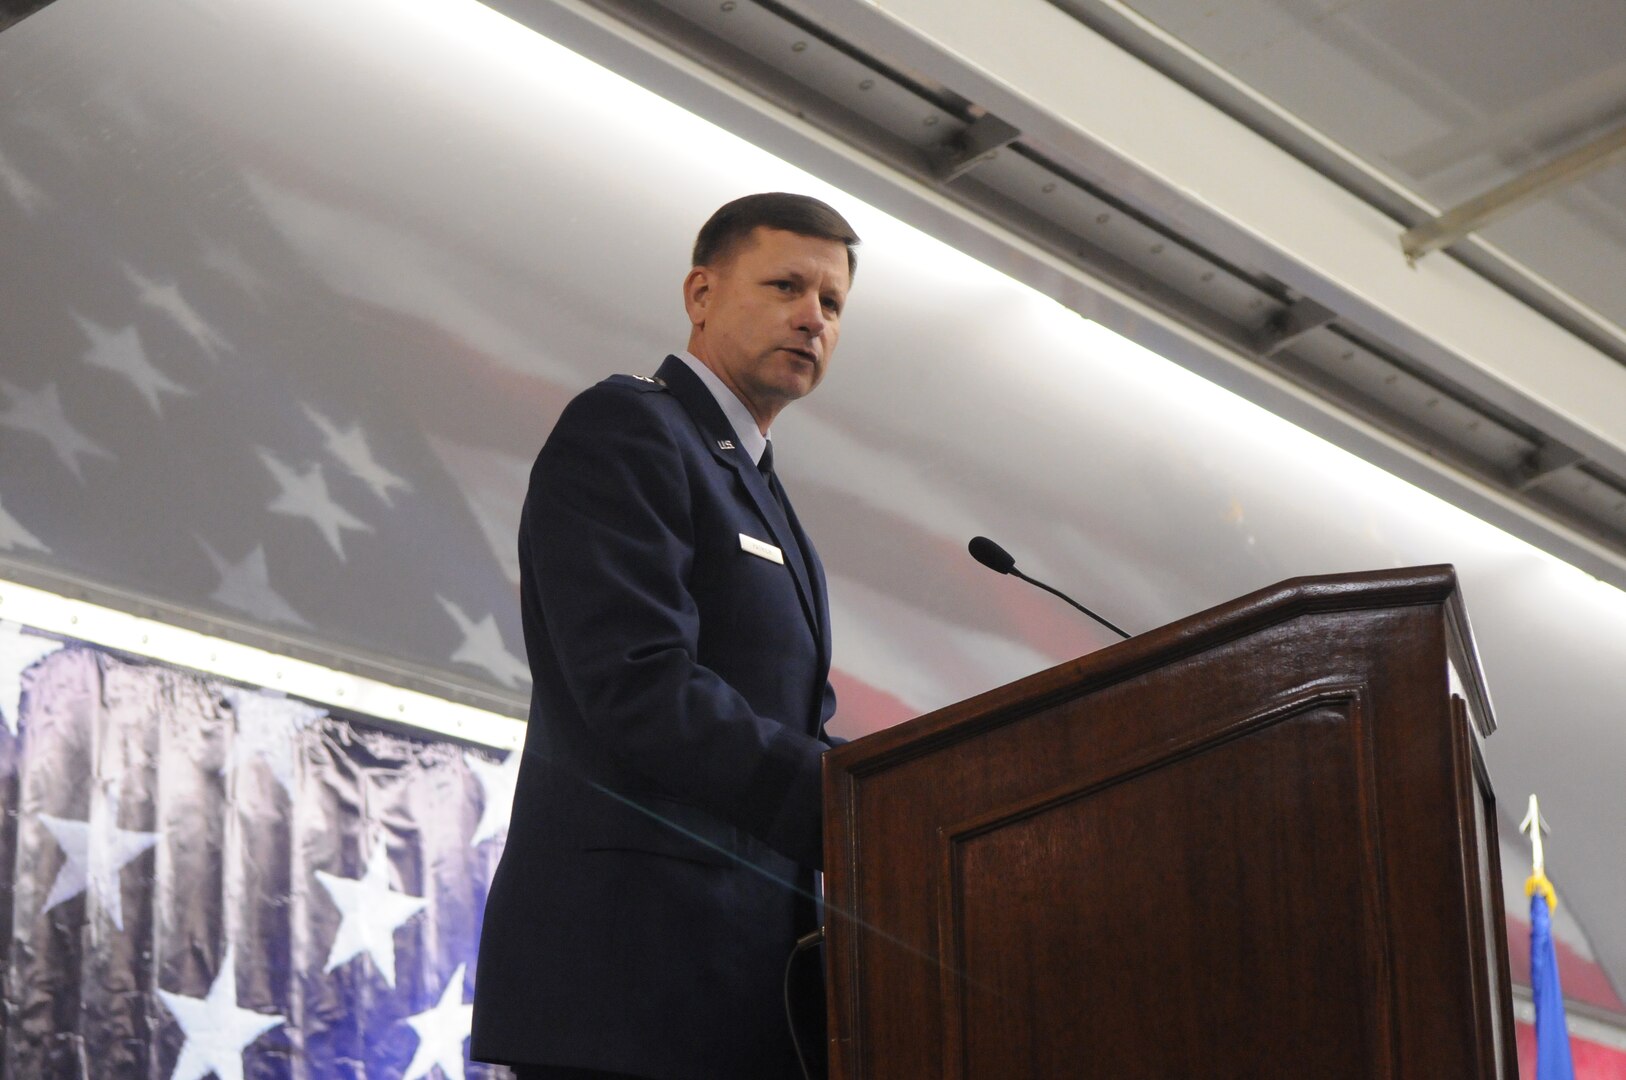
[824,567,1515,1080]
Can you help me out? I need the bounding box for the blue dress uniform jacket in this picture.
[472,354,838,1079]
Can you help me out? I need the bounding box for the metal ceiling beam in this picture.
[1051,0,1626,369]
[789,0,1626,508]
[1402,119,1626,262]
[932,111,1021,181]
[1512,440,1586,492]
[1254,297,1337,358]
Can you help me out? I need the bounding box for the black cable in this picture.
[783,927,826,1080]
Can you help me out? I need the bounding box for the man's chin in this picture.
[783,375,818,401]
[771,367,819,400]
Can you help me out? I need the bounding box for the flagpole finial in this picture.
[1520,793,1558,911]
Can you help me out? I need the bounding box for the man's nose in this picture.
[792,292,826,336]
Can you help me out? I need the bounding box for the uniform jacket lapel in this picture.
[656,356,826,658]
[777,487,832,668]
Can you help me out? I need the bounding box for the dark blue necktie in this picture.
[758,440,816,622]
[758,439,786,512]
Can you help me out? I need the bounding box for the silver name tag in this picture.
[739,533,784,564]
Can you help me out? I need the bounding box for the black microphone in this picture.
[968,536,1131,640]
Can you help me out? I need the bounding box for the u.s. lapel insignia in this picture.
[717,439,736,451]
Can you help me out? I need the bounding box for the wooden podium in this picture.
[822,566,1517,1079]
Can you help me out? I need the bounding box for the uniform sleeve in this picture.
[523,384,827,868]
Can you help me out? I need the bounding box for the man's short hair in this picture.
[693,192,860,279]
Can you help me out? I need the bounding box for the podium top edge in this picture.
[1239,563,1458,617]
[832,563,1498,768]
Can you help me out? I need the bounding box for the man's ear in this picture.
[682,265,711,328]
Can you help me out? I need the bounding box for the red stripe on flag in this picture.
[826,666,917,739]
[1516,1020,1626,1079]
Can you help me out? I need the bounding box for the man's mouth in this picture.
[783,347,816,363]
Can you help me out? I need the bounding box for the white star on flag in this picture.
[402,963,475,1080]
[437,596,529,688]
[314,836,428,988]
[302,403,413,505]
[257,448,373,560]
[156,946,286,1080]
[0,379,115,482]
[0,620,65,734]
[221,688,326,797]
[38,778,161,932]
[198,238,271,306]
[198,538,310,627]
[0,495,50,554]
[121,263,232,360]
[71,311,193,416]
[428,434,528,586]
[0,145,51,216]
[466,749,520,847]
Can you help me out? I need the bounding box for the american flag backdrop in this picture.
[0,619,517,1080]
[0,0,1114,733]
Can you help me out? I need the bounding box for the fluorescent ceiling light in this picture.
[0,577,523,750]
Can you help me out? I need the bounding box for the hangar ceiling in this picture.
[1065,0,1626,346]
[535,0,1626,585]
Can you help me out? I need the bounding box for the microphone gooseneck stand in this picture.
[968,535,1132,640]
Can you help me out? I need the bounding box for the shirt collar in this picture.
[677,351,769,466]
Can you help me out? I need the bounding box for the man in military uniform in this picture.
[473,192,859,1080]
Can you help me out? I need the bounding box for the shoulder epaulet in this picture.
[607,373,669,393]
